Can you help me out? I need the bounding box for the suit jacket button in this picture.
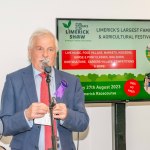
[35,145,38,149]
[37,125,40,129]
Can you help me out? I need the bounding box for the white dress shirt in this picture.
[29,66,61,150]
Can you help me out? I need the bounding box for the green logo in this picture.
[63,20,71,29]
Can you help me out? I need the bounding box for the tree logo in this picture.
[63,20,71,29]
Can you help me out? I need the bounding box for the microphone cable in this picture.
[0,119,5,150]
[0,118,3,140]
[76,132,79,150]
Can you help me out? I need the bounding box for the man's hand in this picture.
[53,103,68,120]
[25,102,49,120]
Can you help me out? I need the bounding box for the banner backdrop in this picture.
[56,18,150,102]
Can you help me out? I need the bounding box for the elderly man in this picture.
[0,29,89,150]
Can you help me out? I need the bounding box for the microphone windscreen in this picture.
[44,66,51,74]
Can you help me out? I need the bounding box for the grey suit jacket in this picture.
[0,65,89,150]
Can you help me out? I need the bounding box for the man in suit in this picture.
[0,29,89,150]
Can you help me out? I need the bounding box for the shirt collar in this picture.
[32,65,55,78]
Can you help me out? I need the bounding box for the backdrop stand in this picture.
[112,103,126,150]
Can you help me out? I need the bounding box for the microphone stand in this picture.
[45,70,57,150]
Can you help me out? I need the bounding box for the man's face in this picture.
[28,35,57,72]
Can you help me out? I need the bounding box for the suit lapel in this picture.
[54,69,68,103]
[22,65,38,103]
[55,69,61,91]
[54,69,62,103]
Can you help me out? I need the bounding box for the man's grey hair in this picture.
[28,28,58,51]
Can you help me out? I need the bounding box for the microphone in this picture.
[44,65,51,74]
[41,59,51,74]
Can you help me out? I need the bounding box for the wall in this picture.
[0,0,150,149]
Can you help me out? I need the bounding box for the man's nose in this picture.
[43,49,48,57]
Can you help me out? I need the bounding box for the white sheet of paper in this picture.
[34,113,51,126]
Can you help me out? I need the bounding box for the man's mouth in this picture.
[40,58,50,69]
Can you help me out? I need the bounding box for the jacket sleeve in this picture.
[61,78,89,132]
[0,75,31,136]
